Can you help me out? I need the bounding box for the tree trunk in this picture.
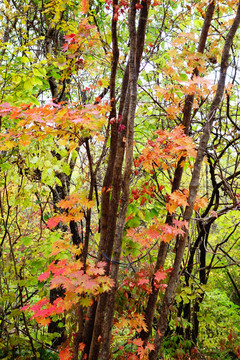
[150,3,240,358]
[141,0,215,342]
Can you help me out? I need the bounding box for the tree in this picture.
[1,0,240,359]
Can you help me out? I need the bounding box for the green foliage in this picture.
[198,288,240,350]
[0,346,59,360]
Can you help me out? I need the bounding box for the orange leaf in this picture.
[36,317,51,326]
[59,347,73,360]
[133,338,144,347]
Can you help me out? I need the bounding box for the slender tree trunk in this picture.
[150,4,240,358]
[99,0,150,357]
[85,1,150,358]
[141,0,215,342]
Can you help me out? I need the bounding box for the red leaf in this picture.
[78,342,85,352]
[62,43,69,52]
[47,215,61,229]
[38,269,50,282]
[146,342,155,351]
[59,347,73,360]
[154,269,167,282]
[133,338,144,347]
[63,33,76,43]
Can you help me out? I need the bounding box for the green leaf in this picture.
[127,217,140,228]
[21,56,30,63]
[180,73,188,81]
[32,68,44,77]
[62,162,71,176]
[55,177,62,186]
[21,237,32,246]
[0,162,11,170]
[23,79,33,90]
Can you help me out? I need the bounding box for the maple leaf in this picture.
[47,215,62,229]
[138,278,149,286]
[166,190,189,215]
[50,275,67,290]
[96,261,107,269]
[154,269,167,282]
[29,298,49,315]
[170,190,189,206]
[88,266,105,276]
[59,347,73,360]
[79,297,93,307]
[146,342,155,351]
[36,317,51,326]
[78,343,85,352]
[172,219,188,229]
[165,200,178,215]
[211,210,218,218]
[146,227,161,240]
[194,195,208,211]
[133,338,144,347]
[62,43,69,52]
[115,316,129,329]
[69,212,84,222]
[130,313,148,333]
[38,269,50,282]
[83,278,97,291]
[63,33,76,43]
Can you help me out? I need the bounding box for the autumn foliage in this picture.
[1,0,240,359]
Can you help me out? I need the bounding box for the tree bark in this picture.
[141,0,215,342]
[150,3,240,358]
[86,1,150,358]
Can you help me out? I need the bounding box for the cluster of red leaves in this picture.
[130,183,207,216]
[122,268,152,295]
[116,338,154,360]
[154,266,170,290]
[114,311,148,334]
[22,259,113,326]
[113,266,171,359]
[130,182,156,205]
[102,0,159,21]
[60,18,103,78]
[114,325,154,359]
[62,19,95,52]
[165,189,189,214]
[56,341,85,360]
[132,126,208,215]
[103,0,129,16]
[120,265,171,303]
[134,126,196,172]
[126,218,188,246]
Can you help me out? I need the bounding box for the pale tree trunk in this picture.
[150,3,240,358]
[141,0,216,342]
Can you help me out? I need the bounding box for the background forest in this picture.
[0,0,240,359]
